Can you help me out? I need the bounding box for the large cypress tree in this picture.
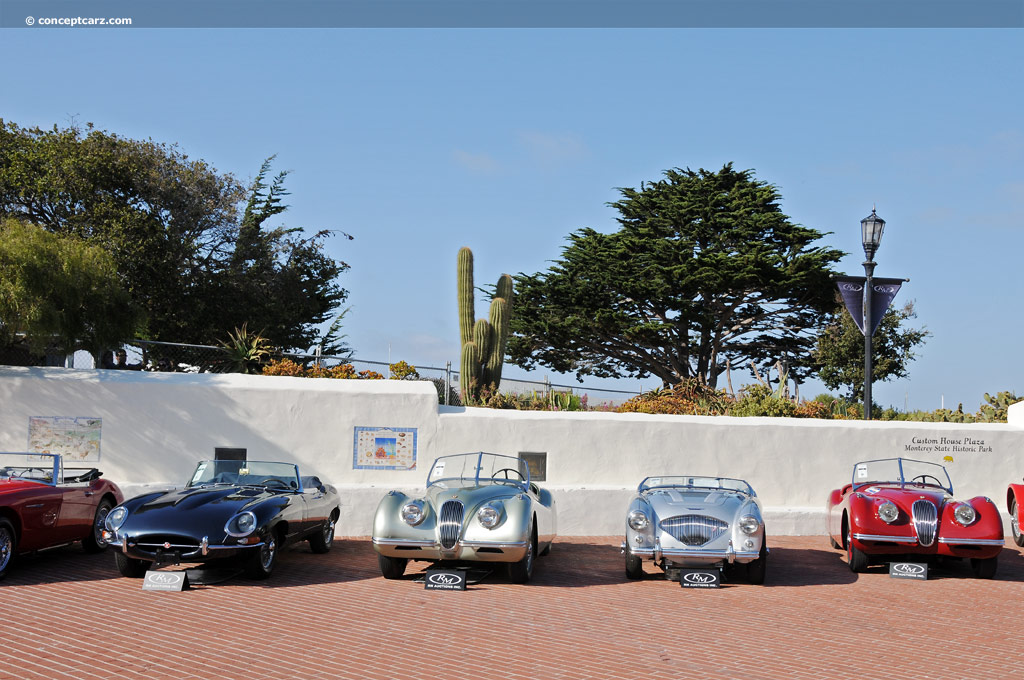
[508,164,845,388]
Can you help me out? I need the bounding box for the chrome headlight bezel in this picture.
[476,502,504,529]
[401,500,425,526]
[738,515,760,535]
[627,510,650,531]
[954,503,977,526]
[105,506,128,531]
[225,511,258,537]
[877,500,899,524]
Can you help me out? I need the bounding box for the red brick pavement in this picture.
[2,536,1023,680]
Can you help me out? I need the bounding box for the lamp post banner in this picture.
[835,276,905,336]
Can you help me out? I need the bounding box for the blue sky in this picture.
[2,29,1021,410]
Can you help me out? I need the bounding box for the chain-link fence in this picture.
[53,340,642,409]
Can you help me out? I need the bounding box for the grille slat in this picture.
[659,515,728,546]
[438,500,465,550]
[912,499,938,547]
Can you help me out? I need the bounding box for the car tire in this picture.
[847,526,868,573]
[244,531,278,579]
[1012,500,1024,547]
[378,553,407,579]
[971,556,998,579]
[747,538,768,585]
[0,518,16,580]
[539,542,551,557]
[829,536,841,549]
[308,516,335,554]
[114,551,151,578]
[624,551,643,580]
[508,523,536,584]
[82,499,114,554]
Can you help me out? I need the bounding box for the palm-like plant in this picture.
[216,324,276,374]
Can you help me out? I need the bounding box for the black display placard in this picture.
[142,570,190,591]
[679,569,720,588]
[889,562,928,580]
[424,568,467,591]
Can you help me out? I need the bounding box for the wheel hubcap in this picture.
[0,528,11,570]
[261,538,276,569]
[94,507,110,548]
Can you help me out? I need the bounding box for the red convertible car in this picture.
[827,457,1003,578]
[0,452,124,579]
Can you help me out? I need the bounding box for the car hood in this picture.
[123,485,285,527]
[855,485,950,509]
[644,488,753,522]
[424,482,524,510]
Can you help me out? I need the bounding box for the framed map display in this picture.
[28,416,102,462]
[353,427,417,470]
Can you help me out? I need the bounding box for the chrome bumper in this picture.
[622,540,760,564]
[372,535,529,561]
[937,537,1005,546]
[853,533,1005,547]
[852,533,918,544]
[111,535,263,559]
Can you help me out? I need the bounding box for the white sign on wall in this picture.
[353,426,417,470]
[28,416,102,462]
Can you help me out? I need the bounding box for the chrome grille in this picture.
[912,499,938,547]
[659,515,728,546]
[438,500,465,550]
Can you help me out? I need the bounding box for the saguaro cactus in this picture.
[457,246,514,403]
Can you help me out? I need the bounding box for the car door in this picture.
[301,481,330,535]
[14,486,65,551]
[56,480,99,543]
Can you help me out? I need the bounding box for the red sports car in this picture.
[1006,482,1024,547]
[827,457,1003,578]
[0,452,124,579]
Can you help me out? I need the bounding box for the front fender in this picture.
[1007,484,1024,516]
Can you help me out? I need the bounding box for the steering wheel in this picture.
[259,477,291,489]
[494,468,525,482]
[911,474,944,488]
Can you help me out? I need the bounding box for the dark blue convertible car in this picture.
[104,459,340,579]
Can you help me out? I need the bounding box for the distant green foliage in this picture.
[813,301,929,401]
[729,385,798,417]
[0,217,140,356]
[0,121,350,351]
[509,164,844,388]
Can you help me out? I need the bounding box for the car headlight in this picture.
[477,502,503,529]
[738,515,760,535]
[105,506,128,531]
[877,501,899,524]
[954,503,976,526]
[225,511,258,537]
[401,501,425,526]
[627,510,649,531]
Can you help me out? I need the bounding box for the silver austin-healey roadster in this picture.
[622,476,767,584]
[372,452,556,583]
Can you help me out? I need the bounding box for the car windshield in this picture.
[852,458,952,493]
[186,460,302,490]
[0,452,60,486]
[427,453,529,489]
[639,476,754,495]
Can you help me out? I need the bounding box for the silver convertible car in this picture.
[372,452,556,583]
[622,476,767,584]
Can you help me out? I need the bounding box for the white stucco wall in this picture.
[2,366,1021,537]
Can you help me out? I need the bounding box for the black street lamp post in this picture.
[860,208,886,420]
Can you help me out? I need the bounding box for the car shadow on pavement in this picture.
[839,545,1024,582]
[3,544,123,585]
